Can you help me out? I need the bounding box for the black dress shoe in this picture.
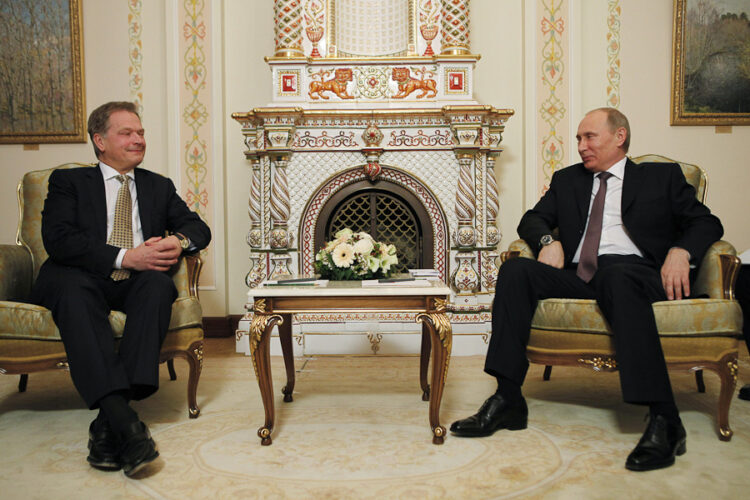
[87,417,121,471]
[119,421,159,477]
[625,415,686,472]
[739,384,750,401]
[450,394,528,437]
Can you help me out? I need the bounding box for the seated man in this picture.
[450,108,723,472]
[31,101,211,476]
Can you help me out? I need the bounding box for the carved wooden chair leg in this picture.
[715,354,737,441]
[694,369,705,393]
[167,359,177,381]
[543,365,552,381]
[186,341,204,419]
[18,374,28,392]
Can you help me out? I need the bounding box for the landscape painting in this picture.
[672,0,750,125]
[0,0,86,143]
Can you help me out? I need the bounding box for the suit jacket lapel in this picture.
[621,158,642,215]
[87,166,108,242]
[134,168,153,238]
[574,166,594,225]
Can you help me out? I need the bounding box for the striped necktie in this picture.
[108,174,133,281]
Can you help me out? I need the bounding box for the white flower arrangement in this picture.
[314,228,398,280]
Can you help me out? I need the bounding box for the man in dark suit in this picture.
[31,101,211,476]
[450,108,723,472]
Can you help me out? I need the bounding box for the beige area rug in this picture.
[2,337,750,499]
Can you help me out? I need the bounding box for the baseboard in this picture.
[202,315,243,338]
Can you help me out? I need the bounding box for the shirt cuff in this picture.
[115,248,127,269]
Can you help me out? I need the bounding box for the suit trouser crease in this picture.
[485,255,674,404]
[31,262,177,408]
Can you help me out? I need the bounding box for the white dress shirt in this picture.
[100,162,144,269]
[572,157,643,263]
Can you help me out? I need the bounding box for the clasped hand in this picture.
[122,236,182,272]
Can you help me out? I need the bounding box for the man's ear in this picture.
[615,127,627,148]
[93,133,106,153]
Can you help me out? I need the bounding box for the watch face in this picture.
[180,238,190,250]
[541,235,554,246]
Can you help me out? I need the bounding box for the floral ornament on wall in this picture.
[315,229,398,280]
[304,0,325,57]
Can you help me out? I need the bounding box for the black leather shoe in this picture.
[625,415,686,471]
[739,384,750,401]
[87,417,121,471]
[449,394,528,437]
[119,421,159,477]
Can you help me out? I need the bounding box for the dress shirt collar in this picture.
[598,156,627,181]
[99,162,135,181]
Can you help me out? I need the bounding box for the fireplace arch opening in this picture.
[315,180,434,274]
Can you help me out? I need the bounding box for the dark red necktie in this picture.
[576,171,612,282]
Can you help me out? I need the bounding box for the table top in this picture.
[246,278,452,301]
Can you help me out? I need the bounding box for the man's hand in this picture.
[122,236,181,272]
[661,247,691,300]
[538,241,565,269]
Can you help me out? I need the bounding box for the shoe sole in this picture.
[123,450,159,477]
[625,439,686,472]
[450,419,528,437]
[87,458,121,471]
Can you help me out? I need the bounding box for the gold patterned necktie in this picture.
[108,174,133,281]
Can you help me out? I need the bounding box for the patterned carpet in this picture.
[1,337,749,499]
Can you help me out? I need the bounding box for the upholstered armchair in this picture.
[500,154,743,441]
[0,163,205,418]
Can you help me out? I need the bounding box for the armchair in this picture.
[501,154,743,440]
[0,163,205,418]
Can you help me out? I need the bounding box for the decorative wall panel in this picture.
[180,0,215,286]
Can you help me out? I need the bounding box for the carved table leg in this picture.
[278,313,296,402]
[419,324,431,401]
[417,311,452,444]
[250,313,283,445]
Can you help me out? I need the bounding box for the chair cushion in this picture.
[0,297,203,341]
[531,298,742,337]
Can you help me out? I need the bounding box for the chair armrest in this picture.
[170,253,204,299]
[692,240,739,299]
[0,244,33,301]
[500,239,535,264]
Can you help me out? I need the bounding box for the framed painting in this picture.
[0,0,86,143]
[671,0,750,125]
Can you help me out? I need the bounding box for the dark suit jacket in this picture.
[39,165,211,278]
[517,159,723,269]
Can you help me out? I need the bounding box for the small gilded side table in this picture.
[246,279,453,445]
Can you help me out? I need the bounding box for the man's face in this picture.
[576,110,626,173]
[93,110,146,173]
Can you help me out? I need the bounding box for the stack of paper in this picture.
[409,269,441,278]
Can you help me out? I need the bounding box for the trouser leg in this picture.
[593,257,672,404]
[113,270,177,401]
[484,258,594,385]
[31,262,130,408]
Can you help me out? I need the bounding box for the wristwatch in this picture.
[540,234,556,247]
[174,233,191,251]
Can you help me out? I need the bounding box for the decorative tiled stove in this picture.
[233,0,513,356]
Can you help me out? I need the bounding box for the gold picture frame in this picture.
[0,0,86,143]
[671,0,750,125]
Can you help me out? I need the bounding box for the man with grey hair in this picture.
[450,108,723,471]
[32,101,211,476]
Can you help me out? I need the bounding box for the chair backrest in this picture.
[17,163,94,281]
[632,154,707,203]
